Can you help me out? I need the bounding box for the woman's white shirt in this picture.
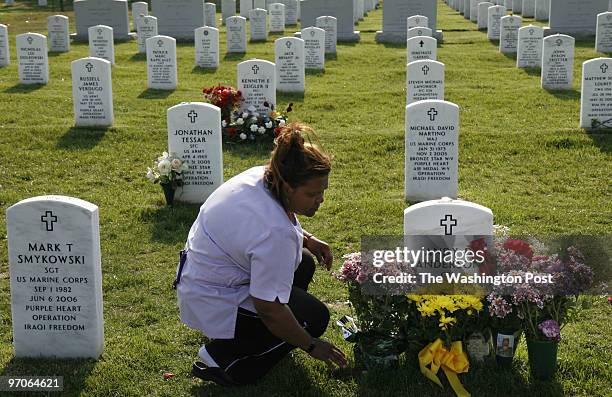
[177,166,304,339]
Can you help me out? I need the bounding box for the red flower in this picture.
[503,239,533,259]
[226,128,237,137]
[163,372,175,379]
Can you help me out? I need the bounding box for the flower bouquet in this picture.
[223,102,290,143]
[202,84,291,143]
[146,152,188,206]
[335,252,408,370]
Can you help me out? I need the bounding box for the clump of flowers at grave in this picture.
[222,102,291,143]
[146,151,188,189]
[202,84,292,143]
[202,84,242,121]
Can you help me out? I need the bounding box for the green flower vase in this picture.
[161,183,175,207]
[527,339,558,381]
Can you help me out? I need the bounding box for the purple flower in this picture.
[487,294,513,319]
[538,319,561,342]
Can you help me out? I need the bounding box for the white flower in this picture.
[258,126,266,134]
[158,159,172,175]
[181,163,189,172]
[250,124,259,132]
[242,112,249,118]
[265,121,273,129]
[222,120,227,127]
[146,167,156,182]
[279,119,286,126]
[239,133,247,140]
[171,158,182,171]
[236,118,244,125]
[157,151,170,162]
[247,105,256,112]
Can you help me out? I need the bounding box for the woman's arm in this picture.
[302,230,334,270]
[252,297,347,368]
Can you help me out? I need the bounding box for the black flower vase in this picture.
[160,183,175,207]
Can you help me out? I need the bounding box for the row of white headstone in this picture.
[5,191,486,361]
[446,0,550,22]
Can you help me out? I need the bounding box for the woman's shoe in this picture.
[191,361,239,387]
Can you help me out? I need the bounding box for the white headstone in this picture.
[478,2,494,30]
[131,1,148,32]
[375,0,439,43]
[74,0,130,41]
[167,103,224,203]
[146,35,177,90]
[137,16,158,54]
[195,26,219,68]
[407,15,429,30]
[275,37,305,92]
[512,0,521,13]
[254,0,266,9]
[404,197,494,239]
[16,33,49,85]
[269,3,286,33]
[406,60,445,105]
[464,0,471,19]
[241,0,253,18]
[548,0,607,38]
[71,57,113,127]
[38,0,48,5]
[470,0,479,22]
[205,3,217,27]
[48,15,70,53]
[88,25,115,65]
[487,5,506,41]
[284,0,299,25]
[596,12,612,53]
[0,24,9,67]
[238,59,276,114]
[222,0,237,25]
[226,16,247,52]
[7,195,104,358]
[405,100,458,202]
[408,27,433,38]
[541,34,575,90]
[517,25,543,68]
[250,8,268,41]
[535,0,549,21]
[522,0,535,18]
[316,16,337,54]
[301,0,360,42]
[151,0,206,40]
[407,36,437,63]
[499,15,521,54]
[302,27,325,70]
[580,58,612,128]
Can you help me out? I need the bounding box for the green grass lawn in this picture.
[0,1,611,396]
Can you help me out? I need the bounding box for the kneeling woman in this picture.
[176,124,347,386]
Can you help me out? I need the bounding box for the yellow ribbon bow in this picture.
[418,338,471,397]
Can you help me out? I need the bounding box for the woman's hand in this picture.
[305,236,333,270]
[308,338,348,368]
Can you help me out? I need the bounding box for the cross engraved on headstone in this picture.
[427,108,438,121]
[27,36,33,45]
[157,39,164,47]
[97,28,102,35]
[310,30,315,37]
[85,62,94,72]
[440,214,457,235]
[416,18,420,24]
[55,16,59,22]
[555,38,563,46]
[422,65,430,75]
[418,30,423,35]
[41,210,58,232]
[529,28,534,35]
[419,40,424,47]
[204,30,209,36]
[286,41,292,49]
[252,65,260,74]
[601,63,609,74]
[187,110,198,123]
